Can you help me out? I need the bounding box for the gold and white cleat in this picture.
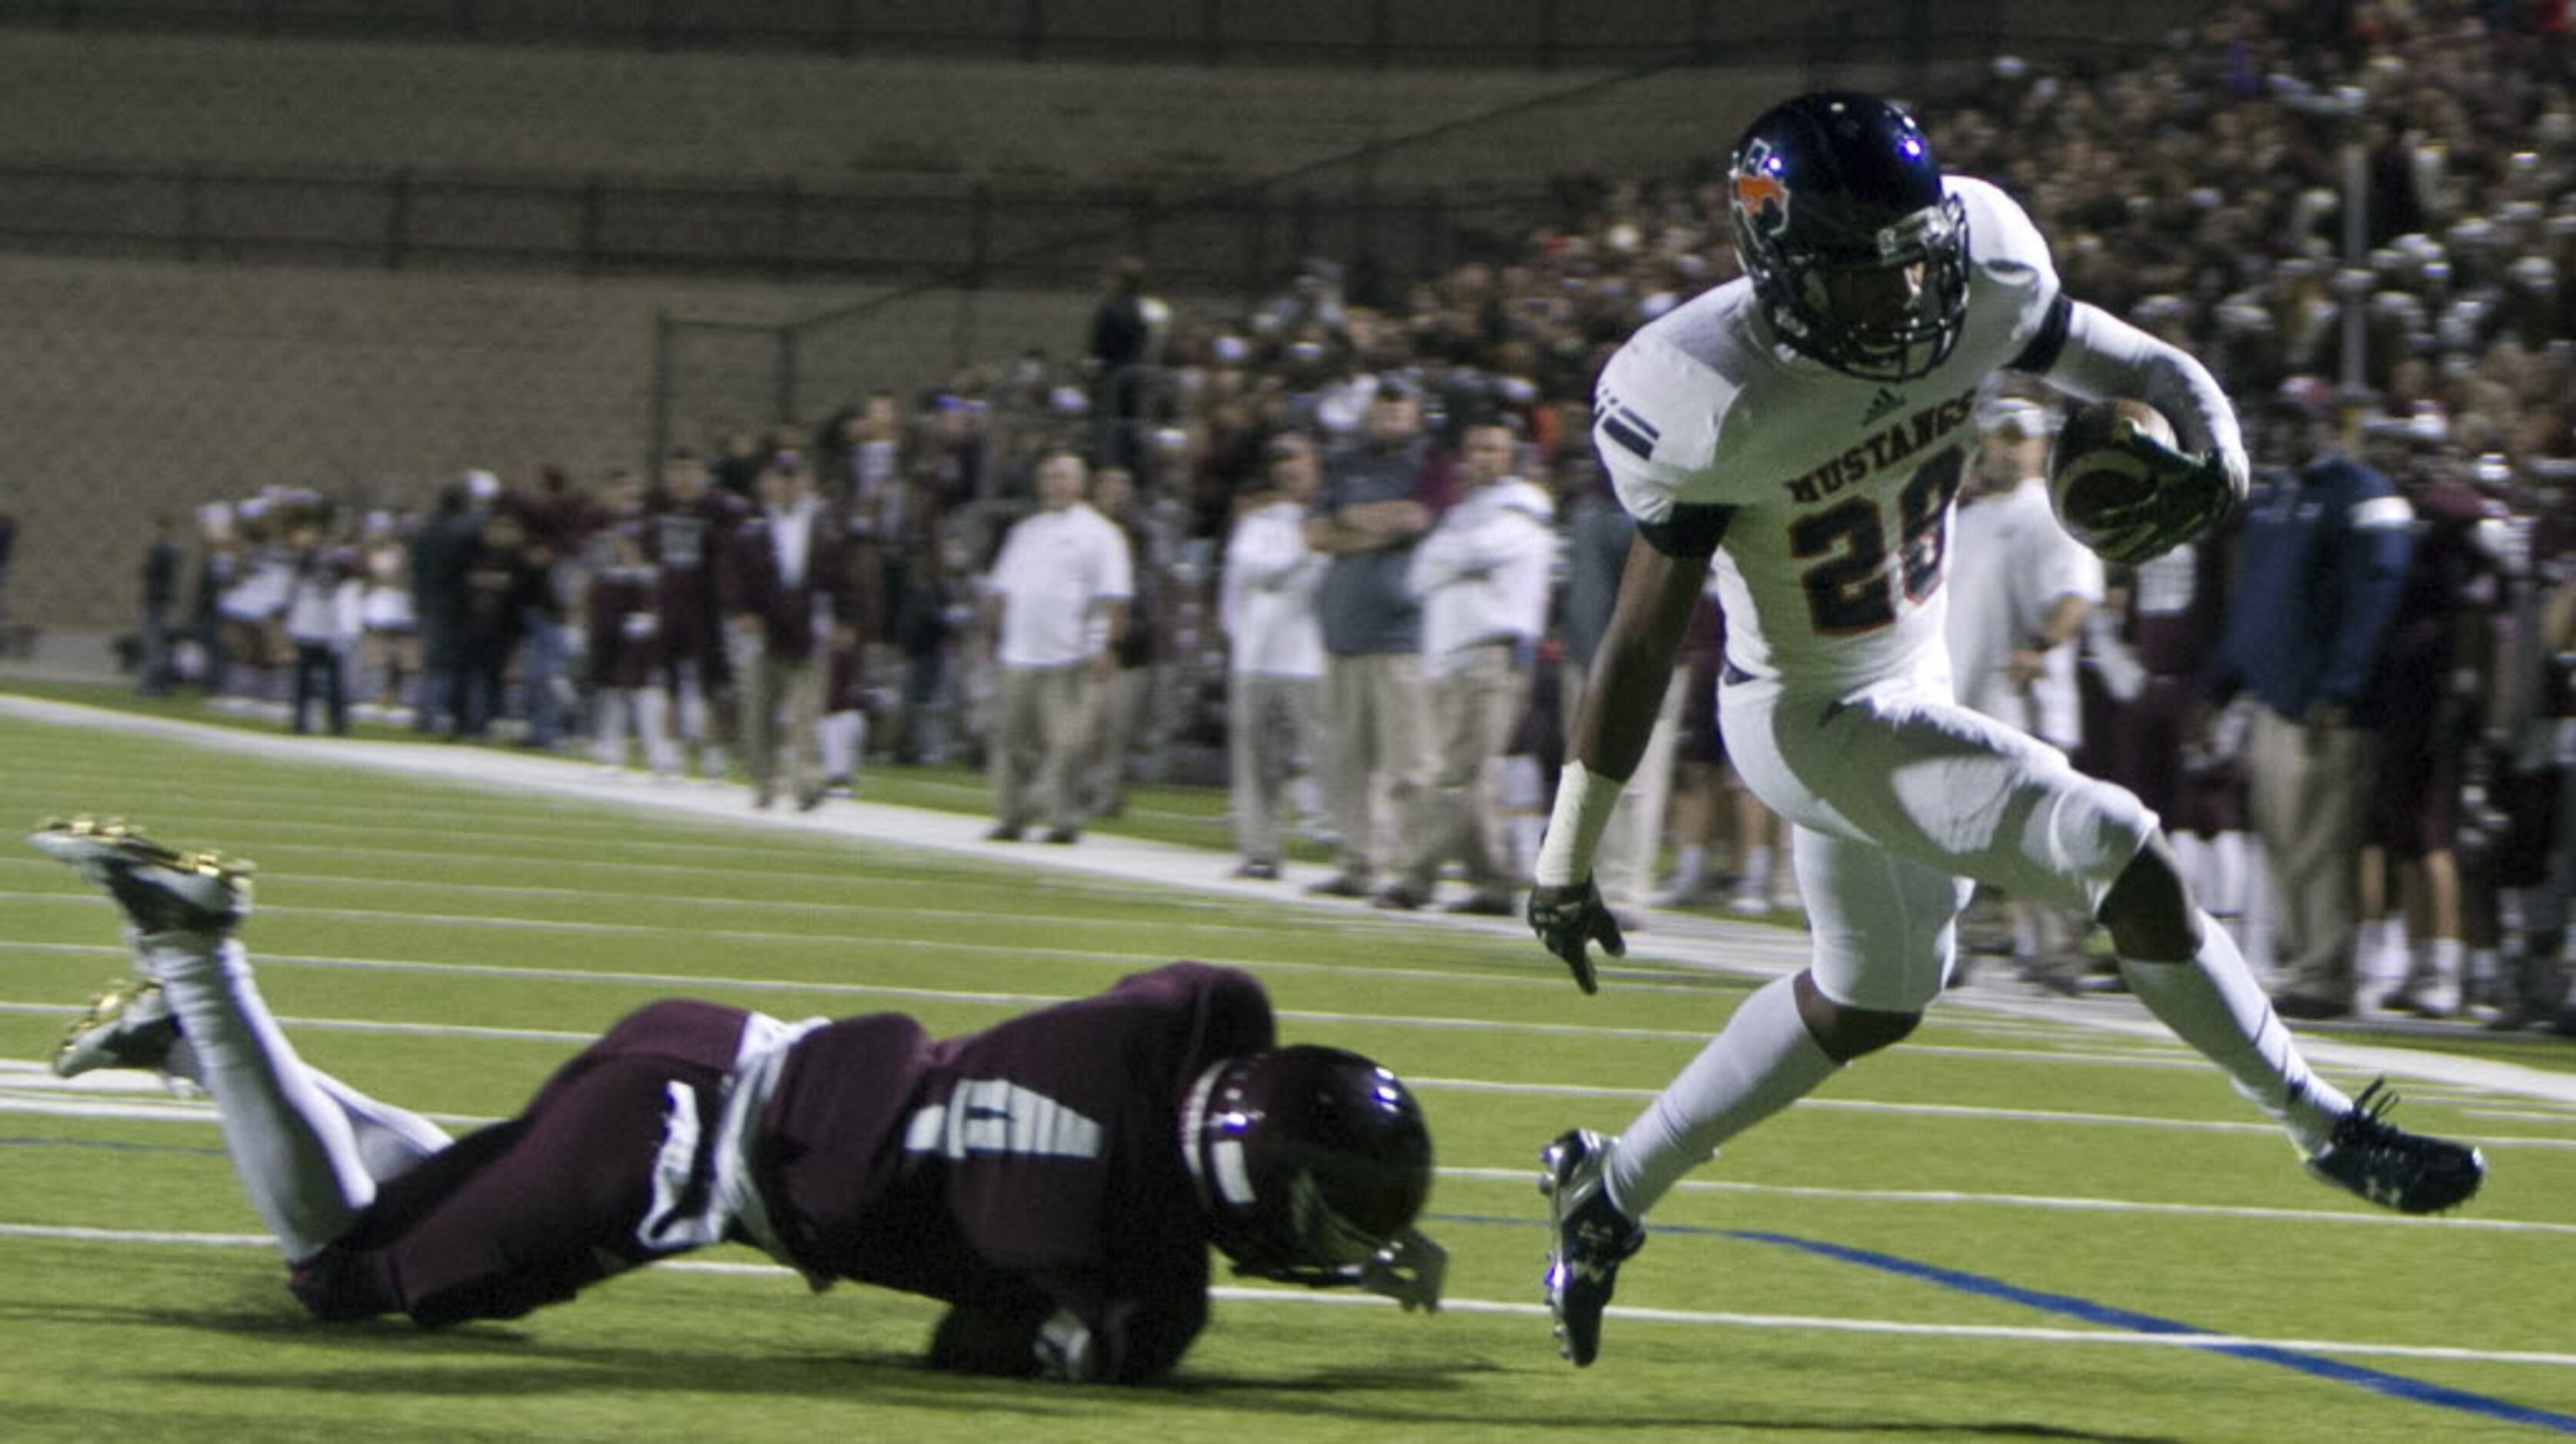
[28,817,253,938]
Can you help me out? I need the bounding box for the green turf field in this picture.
[2,697,2571,1442]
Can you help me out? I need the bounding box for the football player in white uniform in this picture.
[1525,91,2486,1368]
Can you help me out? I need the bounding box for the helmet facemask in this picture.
[1738,191,1970,383]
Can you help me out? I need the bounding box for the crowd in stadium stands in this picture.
[136,0,2576,1033]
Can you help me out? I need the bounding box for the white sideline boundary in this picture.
[0,1220,2568,1371]
[5,693,2576,1110]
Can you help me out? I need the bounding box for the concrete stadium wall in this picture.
[0,30,1843,191]
[0,255,1121,631]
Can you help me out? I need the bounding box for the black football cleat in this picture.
[1539,1129,1645,1367]
[2304,1079,2486,1214]
[28,818,252,939]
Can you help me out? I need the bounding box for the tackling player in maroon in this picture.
[35,820,1443,1385]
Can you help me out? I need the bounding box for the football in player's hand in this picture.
[2048,399,2185,559]
[2050,398,2173,516]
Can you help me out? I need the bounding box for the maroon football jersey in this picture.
[584,565,664,690]
[755,962,1275,1382]
[646,487,751,657]
[2125,536,2225,680]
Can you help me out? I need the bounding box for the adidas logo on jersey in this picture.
[1862,387,1910,425]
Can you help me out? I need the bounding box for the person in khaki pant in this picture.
[1304,384,1437,898]
[2205,381,2416,1020]
[1379,420,1558,914]
[721,453,854,812]
[980,451,1134,844]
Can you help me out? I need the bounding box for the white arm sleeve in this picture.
[2043,301,2249,495]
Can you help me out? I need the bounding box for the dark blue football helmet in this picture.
[1728,91,1972,382]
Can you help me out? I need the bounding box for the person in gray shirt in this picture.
[1304,383,1437,897]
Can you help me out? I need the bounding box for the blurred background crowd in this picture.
[50,0,2576,1034]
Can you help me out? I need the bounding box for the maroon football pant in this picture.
[290,1000,750,1327]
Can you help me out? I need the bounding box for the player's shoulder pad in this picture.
[1593,303,1746,523]
[1951,177,2064,356]
[1952,176,2056,289]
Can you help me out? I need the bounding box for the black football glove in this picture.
[1528,879,1625,994]
[2079,437,2242,568]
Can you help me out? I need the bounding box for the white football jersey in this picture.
[1594,176,2063,691]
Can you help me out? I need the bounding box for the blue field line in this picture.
[1731,1228,2576,1433]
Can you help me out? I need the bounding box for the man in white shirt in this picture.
[1379,420,1559,914]
[1945,397,2102,752]
[1220,434,1329,880]
[1944,395,2105,987]
[981,451,1134,843]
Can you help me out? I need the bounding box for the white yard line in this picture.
[0,1219,2564,1370]
[6,1053,2571,1155]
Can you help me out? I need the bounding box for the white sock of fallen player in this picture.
[142,932,398,1259]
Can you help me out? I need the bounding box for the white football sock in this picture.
[143,933,378,1261]
[2171,832,2211,903]
[1662,844,1707,900]
[1603,973,1839,1219]
[2371,917,2411,990]
[636,685,679,777]
[2117,918,2350,1154]
[1736,843,1774,897]
[2207,832,2251,919]
[820,710,864,781]
[591,689,634,767]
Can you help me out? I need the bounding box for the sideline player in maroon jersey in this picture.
[35,820,1443,1385]
[644,449,753,782]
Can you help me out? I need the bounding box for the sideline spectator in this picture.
[1088,257,1170,476]
[355,513,418,718]
[1220,434,1329,880]
[586,523,674,779]
[455,506,537,742]
[2361,413,2505,1017]
[502,465,593,753]
[980,451,1134,843]
[724,453,851,811]
[1304,383,1437,899]
[2208,381,2418,1020]
[1086,465,1159,820]
[646,448,751,784]
[1378,419,1557,915]
[408,477,484,736]
[281,512,360,738]
[138,513,183,697]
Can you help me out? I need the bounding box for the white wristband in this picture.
[1533,760,1627,887]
